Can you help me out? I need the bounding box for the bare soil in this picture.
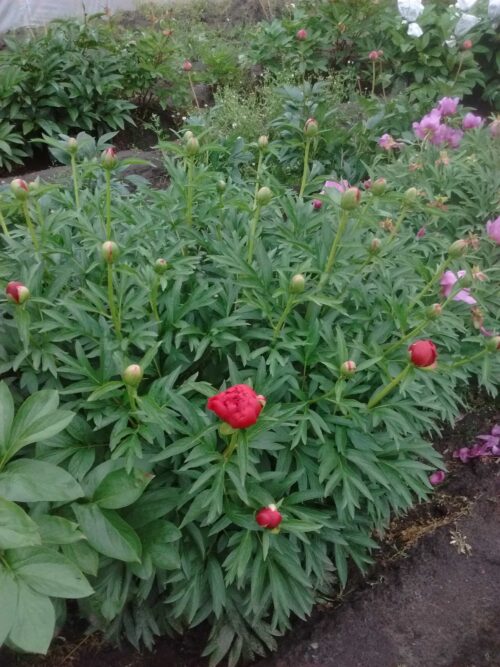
[3,397,499,667]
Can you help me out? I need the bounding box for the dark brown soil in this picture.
[2,398,499,667]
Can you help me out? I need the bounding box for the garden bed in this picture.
[3,396,499,667]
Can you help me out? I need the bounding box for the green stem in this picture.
[308,377,345,405]
[371,60,376,95]
[383,319,429,357]
[150,276,160,321]
[367,364,411,410]
[299,138,311,198]
[71,153,80,210]
[246,204,262,264]
[453,53,464,86]
[186,157,194,226]
[107,263,121,336]
[105,169,112,240]
[272,294,295,341]
[0,209,10,238]
[223,431,239,460]
[127,386,138,413]
[449,348,487,370]
[188,72,200,109]
[22,201,39,251]
[388,205,408,241]
[319,209,349,287]
[409,257,450,310]
[254,151,264,201]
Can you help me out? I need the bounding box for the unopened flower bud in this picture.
[448,239,468,258]
[341,360,356,375]
[471,306,484,330]
[122,364,143,387]
[370,238,381,254]
[67,137,78,154]
[403,187,418,204]
[312,199,322,210]
[371,178,387,196]
[290,273,305,293]
[256,504,282,529]
[487,336,500,351]
[10,179,29,201]
[216,179,226,193]
[182,60,193,72]
[101,147,117,169]
[256,186,272,206]
[258,135,269,151]
[340,187,361,210]
[184,130,194,142]
[186,136,199,156]
[6,281,30,305]
[101,240,119,264]
[304,118,318,138]
[154,258,168,274]
[462,39,472,50]
[296,28,307,41]
[428,303,442,319]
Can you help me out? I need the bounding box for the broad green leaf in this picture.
[35,515,83,545]
[141,520,182,570]
[62,541,99,576]
[0,381,14,453]
[93,468,153,509]
[8,582,55,654]
[72,503,142,563]
[0,498,41,549]
[8,547,93,599]
[0,567,17,644]
[0,459,83,502]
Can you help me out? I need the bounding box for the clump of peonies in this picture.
[207,384,266,429]
[256,504,283,530]
[454,424,500,462]
[440,270,476,305]
[411,98,485,149]
[486,216,500,244]
[408,340,437,367]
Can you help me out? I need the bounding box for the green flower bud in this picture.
[256,186,272,206]
[10,179,29,201]
[340,187,361,210]
[290,273,305,293]
[341,360,356,375]
[67,137,78,154]
[216,179,226,194]
[369,238,381,254]
[101,147,117,170]
[101,240,119,264]
[186,136,199,156]
[122,364,143,387]
[427,303,442,319]
[403,187,418,204]
[371,177,387,196]
[448,239,468,258]
[258,135,269,151]
[154,258,168,274]
[184,130,194,142]
[487,336,500,351]
[304,118,319,138]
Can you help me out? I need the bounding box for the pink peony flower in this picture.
[453,424,500,462]
[486,216,500,244]
[432,125,463,149]
[462,112,483,130]
[323,179,349,193]
[429,471,446,485]
[378,133,402,150]
[440,270,476,304]
[416,227,426,238]
[369,50,380,61]
[437,97,460,116]
[412,109,442,141]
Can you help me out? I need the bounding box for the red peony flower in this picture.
[207,383,265,429]
[5,281,30,304]
[256,504,282,529]
[183,60,193,72]
[408,340,437,367]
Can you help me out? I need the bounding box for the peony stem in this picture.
[409,257,450,310]
[0,209,10,238]
[246,203,262,264]
[71,153,80,210]
[273,294,295,341]
[22,201,39,251]
[186,157,194,226]
[371,60,376,95]
[367,364,411,410]
[223,431,239,460]
[105,169,112,240]
[448,348,487,370]
[107,263,121,337]
[188,72,200,110]
[319,209,349,287]
[150,275,160,321]
[299,138,311,198]
[126,385,138,414]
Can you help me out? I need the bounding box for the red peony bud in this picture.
[340,187,361,210]
[5,281,30,305]
[10,179,29,201]
[368,50,380,61]
[101,147,117,169]
[341,360,357,375]
[207,383,265,429]
[122,364,143,387]
[462,39,472,50]
[304,118,318,137]
[183,60,193,72]
[312,199,323,210]
[296,28,307,41]
[256,504,282,529]
[416,227,426,238]
[408,340,438,368]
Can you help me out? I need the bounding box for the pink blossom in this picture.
[363,179,372,190]
[453,424,500,462]
[369,50,380,61]
[486,216,500,244]
[437,97,460,116]
[462,112,483,130]
[323,180,349,193]
[429,471,446,485]
[433,125,463,149]
[440,270,476,305]
[312,199,323,210]
[412,109,442,141]
[416,227,426,238]
[378,133,402,150]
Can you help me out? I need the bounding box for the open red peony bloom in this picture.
[256,504,282,529]
[408,340,437,367]
[6,281,30,304]
[207,383,265,429]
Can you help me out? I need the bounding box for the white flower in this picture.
[445,37,457,47]
[455,0,477,10]
[407,21,424,37]
[488,0,500,20]
[397,0,424,22]
[454,12,480,35]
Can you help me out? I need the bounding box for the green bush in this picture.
[0,116,498,664]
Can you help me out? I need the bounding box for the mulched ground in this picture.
[3,396,499,667]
